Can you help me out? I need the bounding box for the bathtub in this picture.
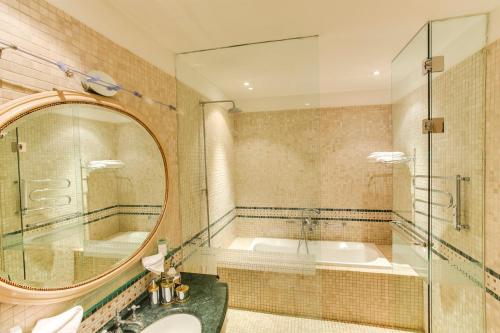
[228,237,392,269]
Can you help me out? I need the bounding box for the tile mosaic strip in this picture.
[2,204,162,237]
[393,211,500,300]
[237,206,392,212]
[236,206,392,223]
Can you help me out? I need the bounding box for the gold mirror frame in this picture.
[0,90,168,304]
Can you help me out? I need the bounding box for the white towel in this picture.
[142,253,165,275]
[367,151,409,163]
[32,306,83,333]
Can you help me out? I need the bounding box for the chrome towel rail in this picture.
[392,221,427,247]
[411,174,470,231]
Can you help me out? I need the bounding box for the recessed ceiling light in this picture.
[373,70,380,76]
[248,87,254,90]
[243,81,250,86]
[305,102,311,106]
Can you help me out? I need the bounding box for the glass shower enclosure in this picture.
[391,14,487,333]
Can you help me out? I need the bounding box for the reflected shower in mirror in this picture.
[0,103,166,289]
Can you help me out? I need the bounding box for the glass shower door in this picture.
[392,13,488,333]
[429,14,487,333]
[15,106,84,285]
[391,23,431,332]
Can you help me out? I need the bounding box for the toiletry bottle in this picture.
[148,280,160,306]
[161,275,175,304]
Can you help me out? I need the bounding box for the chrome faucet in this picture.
[105,306,144,333]
[297,208,321,255]
[302,208,320,231]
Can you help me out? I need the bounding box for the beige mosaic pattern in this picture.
[485,35,500,333]
[218,265,423,330]
[0,0,179,330]
[234,105,392,211]
[225,308,420,333]
[235,207,393,245]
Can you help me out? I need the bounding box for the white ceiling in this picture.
[48,0,500,109]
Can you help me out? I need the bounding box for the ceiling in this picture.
[48,0,500,109]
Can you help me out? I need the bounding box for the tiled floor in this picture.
[225,309,418,333]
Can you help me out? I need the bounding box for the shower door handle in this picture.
[453,175,470,231]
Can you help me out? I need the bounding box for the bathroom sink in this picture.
[141,314,201,333]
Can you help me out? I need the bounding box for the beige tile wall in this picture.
[234,105,392,210]
[231,105,393,242]
[485,37,500,333]
[0,0,179,331]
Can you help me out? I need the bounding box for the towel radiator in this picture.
[412,174,470,231]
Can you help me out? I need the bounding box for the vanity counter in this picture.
[118,272,228,333]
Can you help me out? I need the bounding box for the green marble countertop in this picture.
[101,272,228,333]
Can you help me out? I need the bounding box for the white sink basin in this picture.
[141,314,202,333]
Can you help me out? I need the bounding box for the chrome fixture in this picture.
[412,174,470,231]
[17,178,72,215]
[392,221,427,247]
[0,39,176,111]
[297,208,321,255]
[454,175,470,231]
[422,117,445,134]
[199,100,242,113]
[105,307,144,333]
[422,56,444,75]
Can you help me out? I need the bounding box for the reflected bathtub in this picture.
[228,237,392,269]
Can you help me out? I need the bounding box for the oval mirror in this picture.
[0,91,167,303]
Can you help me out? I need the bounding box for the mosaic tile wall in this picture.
[230,105,393,243]
[0,0,180,331]
[218,267,423,330]
[234,207,392,244]
[485,37,500,333]
[234,105,392,210]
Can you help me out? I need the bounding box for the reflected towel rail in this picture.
[18,178,72,215]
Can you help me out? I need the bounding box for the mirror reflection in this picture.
[0,103,165,289]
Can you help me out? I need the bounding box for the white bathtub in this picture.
[228,237,392,269]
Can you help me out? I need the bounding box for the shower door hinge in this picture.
[422,118,444,134]
[422,56,444,74]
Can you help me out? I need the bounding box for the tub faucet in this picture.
[297,208,321,255]
[302,208,320,231]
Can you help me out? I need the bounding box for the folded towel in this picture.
[87,160,125,170]
[142,253,165,275]
[32,306,83,333]
[367,151,410,164]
